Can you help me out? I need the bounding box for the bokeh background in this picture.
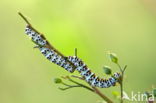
[0,0,156,103]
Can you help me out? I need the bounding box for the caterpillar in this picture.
[23,17,121,88]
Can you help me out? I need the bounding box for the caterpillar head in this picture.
[113,72,121,80]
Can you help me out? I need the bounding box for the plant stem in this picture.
[59,85,83,91]
[68,77,95,92]
[92,87,113,103]
[117,64,127,103]
[74,48,77,57]
[120,78,123,103]
[18,12,31,26]
[69,76,114,103]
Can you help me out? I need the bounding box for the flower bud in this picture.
[109,53,118,64]
[103,66,112,75]
[53,78,62,84]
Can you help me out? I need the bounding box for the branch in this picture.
[61,76,94,92]
[58,85,83,91]
[70,75,114,103]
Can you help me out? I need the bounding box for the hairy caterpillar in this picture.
[23,20,121,88]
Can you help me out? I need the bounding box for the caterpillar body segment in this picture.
[38,47,75,72]
[25,25,47,46]
[68,56,121,88]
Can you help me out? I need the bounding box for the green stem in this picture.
[117,64,127,103]
[59,85,82,90]
[67,77,94,92]
[120,77,123,103]
[61,82,73,87]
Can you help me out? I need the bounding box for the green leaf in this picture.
[53,78,62,84]
[109,53,118,64]
[103,66,112,75]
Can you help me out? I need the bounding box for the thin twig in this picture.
[120,78,123,103]
[71,75,84,80]
[58,85,82,91]
[61,82,73,87]
[18,12,31,26]
[62,76,94,92]
[123,65,127,73]
[117,63,127,103]
[92,87,114,103]
[75,48,77,57]
[117,63,122,73]
[71,75,114,103]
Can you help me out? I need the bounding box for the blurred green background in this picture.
[0,0,156,103]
